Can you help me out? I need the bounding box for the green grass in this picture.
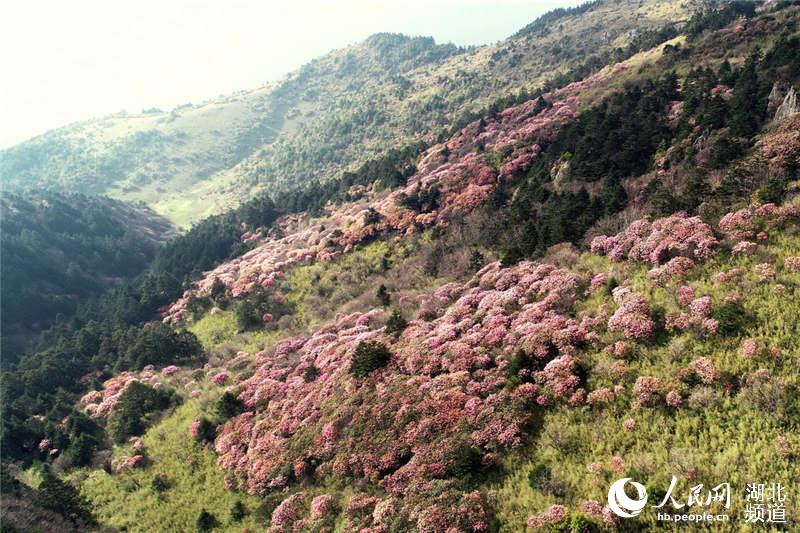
[79,402,265,532]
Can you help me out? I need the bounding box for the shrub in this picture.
[448,445,484,483]
[196,509,219,531]
[348,341,392,378]
[384,309,408,335]
[528,462,551,491]
[106,381,174,444]
[229,500,247,522]
[712,300,748,336]
[377,284,391,307]
[151,472,170,492]
[216,391,244,419]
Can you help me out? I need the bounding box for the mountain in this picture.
[3,1,800,532]
[0,0,692,227]
[0,191,174,357]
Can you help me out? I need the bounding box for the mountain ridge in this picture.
[0,0,692,227]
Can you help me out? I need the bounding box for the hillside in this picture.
[0,0,692,227]
[0,191,174,358]
[2,1,800,532]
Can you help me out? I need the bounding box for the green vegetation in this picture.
[79,402,264,532]
[0,191,172,357]
[106,382,176,444]
[349,341,393,377]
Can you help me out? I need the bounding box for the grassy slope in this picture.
[79,401,266,532]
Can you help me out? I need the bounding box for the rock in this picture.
[774,86,799,122]
[550,159,571,192]
[767,82,785,116]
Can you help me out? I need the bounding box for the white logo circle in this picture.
[608,477,648,518]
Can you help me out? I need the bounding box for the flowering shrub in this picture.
[689,357,719,384]
[607,288,654,340]
[160,365,180,376]
[633,376,663,406]
[591,213,718,266]
[753,263,776,281]
[211,372,229,385]
[269,493,306,532]
[666,390,683,408]
[785,256,800,273]
[742,338,760,359]
[309,494,335,520]
[589,272,607,291]
[527,504,567,528]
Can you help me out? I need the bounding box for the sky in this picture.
[0,0,583,148]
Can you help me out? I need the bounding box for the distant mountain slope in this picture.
[0,0,692,226]
[0,191,174,357]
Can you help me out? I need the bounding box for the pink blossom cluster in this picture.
[115,454,144,473]
[689,357,719,384]
[713,267,746,284]
[666,295,718,336]
[719,204,800,242]
[648,256,696,284]
[591,213,718,266]
[160,365,180,376]
[527,504,567,528]
[607,287,654,340]
[79,373,139,418]
[589,272,607,291]
[753,263,776,281]
[212,260,601,525]
[742,338,760,359]
[732,240,758,255]
[211,371,229,385]
[633,376,663,406]
[309,494,335,520]
[666,390,683,408]
[582,500,616,525]
[603,340,630,358]
[269,492,306,532]
[785,256,800,273]
[756,115,800,176]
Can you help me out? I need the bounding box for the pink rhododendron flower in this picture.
[310,494,334,519]
[633,376,662,406]
[211,371,229,385]
[160,365,180,376]
[677,285,695,306]
[527,504,567,528]
[666,390,683,408]
[742,338,760,359]
[785,256,800,273]
[690,357,719,384]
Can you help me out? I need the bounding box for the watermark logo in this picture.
[606,476,788,524]
[607,477,648,518]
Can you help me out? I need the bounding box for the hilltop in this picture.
[0,0,691,226]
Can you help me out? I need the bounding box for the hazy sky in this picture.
[0,0,582,148]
